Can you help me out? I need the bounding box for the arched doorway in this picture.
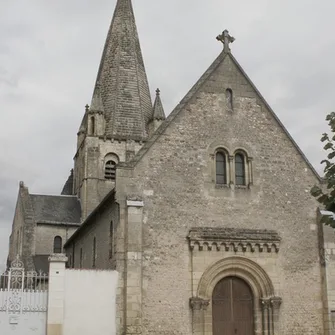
[212,276,253,335]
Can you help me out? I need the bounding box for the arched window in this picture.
[92,237,96,268]
[226,88,233,110]
[109,221,114,259]
[53,236,62,253]
[235,153,246,185]
[216,152,227,185]
[105,160,116,180]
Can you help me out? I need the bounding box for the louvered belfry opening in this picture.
[212,277,254,335]
[105,160,116,180]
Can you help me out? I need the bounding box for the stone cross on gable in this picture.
[216,30,235,53]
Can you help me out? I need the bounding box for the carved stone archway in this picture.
[190,256,281,335]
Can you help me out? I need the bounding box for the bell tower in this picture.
[73,0,153,219]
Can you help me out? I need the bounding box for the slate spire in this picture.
[93,0,152,140]
[152,88,166,121]
[90,82,104,113]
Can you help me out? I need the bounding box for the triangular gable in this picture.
[126,51,322,182]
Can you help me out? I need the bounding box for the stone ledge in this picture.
[126,200,144,207]
[48,254,68,263]
[188,227,280,253]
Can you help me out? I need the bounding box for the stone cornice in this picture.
[188,227,280,253]
[48,254,68,263]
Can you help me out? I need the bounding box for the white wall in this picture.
[322,224,335,335]
[63,269,118,335]
[0,312,47,335]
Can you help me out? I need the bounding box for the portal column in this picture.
[190,297,210,335]
[261,298,271,335]
[270,297,282,335]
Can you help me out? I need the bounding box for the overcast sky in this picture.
[1,0,334,270]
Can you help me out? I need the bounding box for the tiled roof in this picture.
[30,195,81,224]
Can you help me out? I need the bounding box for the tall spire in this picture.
[90,82,104,113]
[94,0,152,141]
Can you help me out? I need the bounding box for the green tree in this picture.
[311,112,335,227]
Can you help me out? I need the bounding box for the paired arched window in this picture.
[235,153,245,186]
[226,88,233,110]
[214,149,251,187]
[105,160,116,180]
[216,152,227,185]
[53,236,62,253]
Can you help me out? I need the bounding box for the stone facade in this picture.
[7,0,335,334]
[105,51,324,335]
[35,224,77,255]
[7,182,81,272]
[8,182,34,269]
[66,191,119,270]
[64,49,327,334]
[73,134,143,219]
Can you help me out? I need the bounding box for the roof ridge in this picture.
[36,220,81,226]
[30,194,79,199]
[121,51,228,168]
[228,53,322,181]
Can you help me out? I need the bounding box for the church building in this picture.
[7,0,335,334]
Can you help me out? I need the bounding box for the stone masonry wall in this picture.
[8,191,25,263]
[35,224,78,255]
[74,134,142,219]
[66,200,119,270]
[9,184,37,270]
[117,54,324,334]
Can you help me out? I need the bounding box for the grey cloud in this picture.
[1,0,334,267]
[0,68,20,87]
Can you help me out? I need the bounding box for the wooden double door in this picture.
[212,277,254,335]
